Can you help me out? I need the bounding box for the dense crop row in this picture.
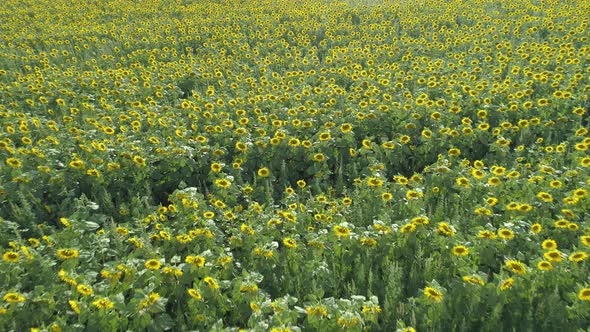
[0,0,589,331]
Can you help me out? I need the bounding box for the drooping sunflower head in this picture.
[424,287,443,302]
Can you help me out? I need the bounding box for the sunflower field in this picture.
[0,0,589,330]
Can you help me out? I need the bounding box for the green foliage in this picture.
[0,0,589,331]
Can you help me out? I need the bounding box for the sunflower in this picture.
[188,288,202,300]
[498,228,515,240]
[452,245,469,256]
[185,255,206,267]
[334,225,352,238]
[203,277,219,289]
[474,207,492,216]
[499,278,514,291]
[531,223,542,234]
[492,166,506,176]
[572,107,586,116]
[56,249,79,260]
[537,261,553,271]
[411,216,430,225]
[462,276,485,286]
[86,169,100,177]
[561,209,576,219]
[569,252,588,263]
[360,237,377,247]
[318,132,331,141]
[518,204,533,212]
[312,153,325,162]
[306,305,328,318]
[107,162,121,171]
[3,292,25,303]
[455,177,470,188]
[579,288,590,301]
[366,177,384,187]
[257,167,270,177]
[478,230,497,239]
[424,287,443,302]
[361,139,372,149]
[401,328,416,332]
[214,179,231,189]
[505,260,527,275]
[448,148,461,157]
[399,223,416,234]
[487,177,502,186]
[554,219,569,228]
[339,123,353,133]
[2,251,20,263]
[69,160,85,169]
[437,222,455,236]
[471,169,485,179]
[138,292,161,310]
[132,156,146,167]
[381,192,393,202]
[505,202,519,211]
[76,284,94,296]
[573,189,588,198]
[406,190,423,200]
[393,176,409,185]
[144,259,161,270]
[542,239,557,250]
[5,157,22,168]
[69,300,81,314]
[283,238,297,249]
[92,298,114,309]
[544,250,563,262]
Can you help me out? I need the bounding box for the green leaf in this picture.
[82,221,100,231]
[153,313,174,330]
